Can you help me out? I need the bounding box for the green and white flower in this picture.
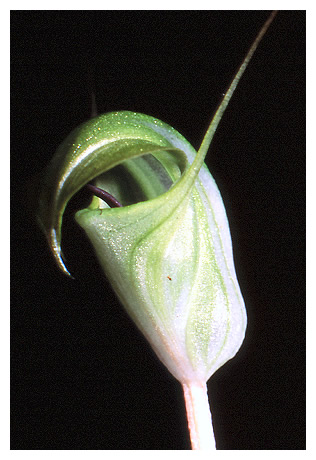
[36,11,276,449]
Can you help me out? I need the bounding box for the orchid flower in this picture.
[36,12,276,449]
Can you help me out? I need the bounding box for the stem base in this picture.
[182,381,216,450]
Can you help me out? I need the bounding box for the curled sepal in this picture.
[36,111,188,276]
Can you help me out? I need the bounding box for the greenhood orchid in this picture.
[36,12,276,449]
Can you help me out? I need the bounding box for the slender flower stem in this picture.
[182,381,216,450]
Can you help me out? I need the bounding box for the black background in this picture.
[11,10,305,450]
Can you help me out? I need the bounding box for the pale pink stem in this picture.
[182,381,216,450]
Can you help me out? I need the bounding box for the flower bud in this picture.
[37,110,246,384]
[36,11,277,448]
